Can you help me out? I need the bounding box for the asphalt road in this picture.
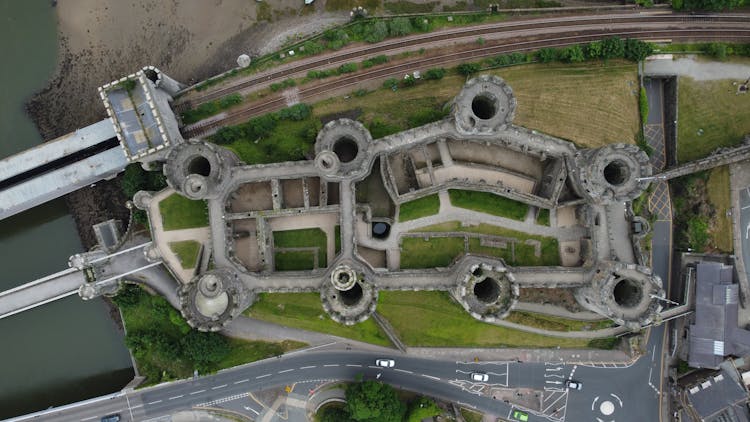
[740,187,750,283]
[644,78,664,126]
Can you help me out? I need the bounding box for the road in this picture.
[9,343,667,422]
[739,187,750,283]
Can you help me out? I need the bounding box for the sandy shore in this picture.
[27,0,347,248]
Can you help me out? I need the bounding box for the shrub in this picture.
[383,78,399,89]
[389,17,413,37]
[586,41,603,59]
[218,93,242,108]
[536,47,558,63]
[625,39,654,62]
[371,54,388,65]
[561,45,585,63]
[338,62,358,74]
[365,21,389,43]
[401,74,417,87]
[302,40,324,55]
[278,103,312,121]
[703,42,728,59]
[602,37,626,59]
[423,67,446,80]
[457,62,481,76]
[639,86,649,124]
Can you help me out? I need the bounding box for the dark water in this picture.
[0,0,133,418]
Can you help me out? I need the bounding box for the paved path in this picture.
[645,56,750,81]
[514,302,604,321]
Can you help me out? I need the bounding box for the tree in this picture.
[601,37,626,59]
[423,67,446,80]
[389,17,413,37]
[683,0,744,10]
[346,381,406,422]
[406,397,441,422]
[536,47,558,63]
[703,42,728,59]
[112,283,144,307]
[624,39,654,62]
[365,21,388,43]
[560,45,585,63]
[457,62,481,76]
[586,41,603,59]
[318,405,354,422]
[180,331,230,371]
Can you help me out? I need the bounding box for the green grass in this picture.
[460,408,483,422]
[410,221,560,266]
[385,1,437,13]
[169,240,201,269]
[707,166,733,252]
[448,190,528,220]
[158,193,209,231]
[400,236,465,268]
[505,311,612,332]
[117,285,305,386]
[273,229,328,271]
[377,291,594,348]
[536,208,550,226]
[225,118,319,165]
[274,250,318,271]
[245,293,392,346]
[398,194,440,222]
[677,75,750,162]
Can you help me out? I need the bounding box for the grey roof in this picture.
[687,367,750,421]
[689,262,750,369]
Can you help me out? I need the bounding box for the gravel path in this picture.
[645,56,750,80]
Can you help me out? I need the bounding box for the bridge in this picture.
[0,119,128,220]
[0,242,162,320]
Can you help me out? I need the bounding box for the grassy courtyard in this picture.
[244,293,392,347]
[677,75,750,162]
[398,194,440,222]
[448,190,529,221]
[377,291,604,348]
[169,240,201,269]
[158,193,209,230]
[273,228,328,271]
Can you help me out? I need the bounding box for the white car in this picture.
[375,358,395,368]
[565,380,583,390]
[471,372,489,382]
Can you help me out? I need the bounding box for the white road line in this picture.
[394,369,413,374]
[324,364,339,367]
[212,384,227,389]
[190,389,206,395]
[131,404,143,409]
[80,417,97,421]
[346,364,362,367]
[234,379,249,384]
[542,391,567,413]
[257,373,272,379]
[421,374,440,381]
[368,365,380,369]
[300,366,316,369]
[169,395,184,400]
[148,400,162,405]
[247,407,260,415]
[279,369,294,373]
[612,393,623,407]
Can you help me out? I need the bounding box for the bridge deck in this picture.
[0,268,86,320]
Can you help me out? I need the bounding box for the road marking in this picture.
[394,369,413,374]
[368,365,380,369]
[234,379,249,384]
[131,404,143,409]
[257,373,272,379]
[279,369,294,373]
[148,400,162,405]
[421,374,440,381]
[212,384,227,389]
[300,366,316,369]
[190,389,206,395]
[346,364,362,367]
[612,393,623,407]
[245,406,260,415]
[324,364,339,367]
[169,395,184,400]
[80,417,97,421]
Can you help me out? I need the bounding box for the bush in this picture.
[406,397,441,422]
[112,283,144,307]
[365,21,389,43]
[561,45,585,63]
[120,163,167,198]
[180,331,230,372]
[277,103,312,121]
[703,42,728,59]
[218,93,242,108]
[338,62,358,74]
[401,74,417,87]
[586,41,603,59]
[347,381,406,422]
[536,47,558,63]
[625,39,654,62]
[423,67,446,80]
[371,54,388,65]
[383,78,399,89]
[457,62,481,76]
[602,37,626,59]
[672,0,684,8]
[639,87,649,125]
[302,40,325,55]
[688,216,709,250]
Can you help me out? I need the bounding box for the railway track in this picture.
[181,26,750,139]
[174,13,750,111]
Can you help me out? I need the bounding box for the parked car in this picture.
[565,379,583,390]
[470,372,489,382]
[375,358,395,368]
[512,409,529,421]
[101,415,120,422]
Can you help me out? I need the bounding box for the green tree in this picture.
[586,41,603,59]
[406,397,441,422]
[703,42,728,59]
[112,283,144,307]
[365,21,389,43]
[457,62,481,76]
[683,0,744,10]
[601,37,626,59]
[561,45,585,63]
[624,39,654,61]
[318,405,354,422]
[180,331,230,372]
[389,17,413,37]
[536,47,558,63]
[423,67,446,80]
[346,380,406,422]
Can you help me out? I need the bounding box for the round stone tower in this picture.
[164,139,239,200]
[454,260,519,323]
[320,262,378,325]
[179,269,253,331]
[570,143,652,204]
[452,74,516,135]
[314,119,373,181]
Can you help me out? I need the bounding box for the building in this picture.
[684,361,750,422]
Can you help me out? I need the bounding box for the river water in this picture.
[0,1,133,418]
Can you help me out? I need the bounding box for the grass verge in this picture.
[398,194,440,222]
[245,293,392,347]
[158,193,209,230]
[706,166,733,252]
[377,291,602,348]
[448,189,528,220]
[169,240,201,269]
[400,236,465,268]
[505,311,612,332]
[677,76,750,162]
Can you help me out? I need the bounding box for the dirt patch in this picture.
[518,287,584,312]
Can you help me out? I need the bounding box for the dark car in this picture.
[101,414,120,422]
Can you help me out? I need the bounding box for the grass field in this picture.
[410,221,560,266]
[400,236,465,268]
[377,291,596,348]
[169,240,201,269]
[273,228,328,271]
[536,208,550,226]
[706,166,733,252]
[448,190,528,220]
[677,76,750,162]
[158,193,209,231]
[398,194,440,222]
[245,293,392,346]
[505,311,612,332]
[225,118,319,165]
[118,286,305,386]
